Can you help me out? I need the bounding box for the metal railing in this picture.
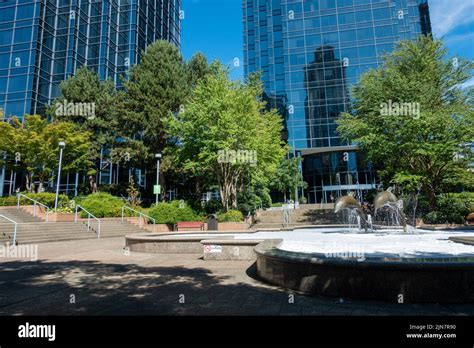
[283,205,291,227]
[0,214,18,244]
[122,206,156,232]
[17,193,50,222]
[74,204,101,238]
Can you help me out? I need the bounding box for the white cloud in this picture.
[429,0,474,37]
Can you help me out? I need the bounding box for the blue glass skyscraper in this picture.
[243,0,431,203]
[0,0,181,119]
[0,0,181,196]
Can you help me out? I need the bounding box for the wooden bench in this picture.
[175,221,205,231]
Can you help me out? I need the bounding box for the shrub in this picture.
[422,194,471,224]
[450,192,474,212]
[0,196,19,207]
[28,192,69,208]
[298,196,308,204]
[259,189,272,209]
[148,200,201,225]
[423,211,443,224]
[0,192,69,208]
[75,193,125,218]
[217,210,244,222]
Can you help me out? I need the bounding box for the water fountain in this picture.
[252,189,474,303]
[334,194,368,232]
[334,189,410,233]
[125,189,474,303]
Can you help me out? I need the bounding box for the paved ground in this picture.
[0,237,473,316]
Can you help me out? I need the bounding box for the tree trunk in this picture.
[89,175,98,194]
[26,173,35,193]
[423,184,437,211]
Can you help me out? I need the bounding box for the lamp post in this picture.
[54,142,66,210]
[155,153,162,204]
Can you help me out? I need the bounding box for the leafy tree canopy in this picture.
[0,115,93,193]
[337,36,474,209]
[166,65,287,211]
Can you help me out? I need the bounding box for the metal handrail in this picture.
[74,204,101,238]
[122,206,156,232]
[283,205,291,227]
[17,193,50,222]
[0,214,18,244]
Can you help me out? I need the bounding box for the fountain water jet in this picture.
[334,194,369,232]
[373,188,409,233]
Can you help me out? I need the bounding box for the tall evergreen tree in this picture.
[47,66,119,152]
[186,52,211,88]
[121,40,189,156]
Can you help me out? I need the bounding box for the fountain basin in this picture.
[125,227,474,302]
[255,239,474,303]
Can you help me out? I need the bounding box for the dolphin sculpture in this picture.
[373,188,398,212]
[334,195,363,214]
[334,194,367,229]
[373,188,408,232]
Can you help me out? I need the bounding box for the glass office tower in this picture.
[0,0,181,196]
[0,0,181,119]
[243,0,431,203]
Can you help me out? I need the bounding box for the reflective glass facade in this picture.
[243,0,431,203]
[0,0,181,118]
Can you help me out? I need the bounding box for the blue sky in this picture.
[181,0,474,85]
[181,0,244,81]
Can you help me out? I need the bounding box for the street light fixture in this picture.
[54,142,66,210]
[155,153,162,204]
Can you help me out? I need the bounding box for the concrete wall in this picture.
[201,239,264,261]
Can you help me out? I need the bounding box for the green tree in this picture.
[186,52,211,88]
[166,66,286,211]
[47,66,119,151]
[0,116,93,193]
[121,40,189,155]
[271,156,307,202]
[337,36,474,210]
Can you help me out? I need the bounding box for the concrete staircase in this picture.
[0,207,147,245]
[0,206,44,223]
[253,207,340,229]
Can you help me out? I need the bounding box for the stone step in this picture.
[0,219,144,245]
[5,224,138,231]
[0,231,139,238]
[15,232,131,244]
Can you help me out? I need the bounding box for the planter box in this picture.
[207,222,250,231]
[124,217,173,232]
[48,212,76,222]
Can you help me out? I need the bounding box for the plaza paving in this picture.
[0,237,473,316]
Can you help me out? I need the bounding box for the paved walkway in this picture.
[0,238,473,316]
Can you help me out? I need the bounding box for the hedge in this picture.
[148,201,202,225]
[217,210,244,222]
[0,192,69,208]
[75,193,125,218]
